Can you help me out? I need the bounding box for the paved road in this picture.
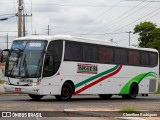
[0,95,159,120]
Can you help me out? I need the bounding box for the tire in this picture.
[28,94,43,100]
[122,94,130,99]
[99,94,112,99]
[145,94,148,96]
[122,84,138,99]
[55,82,73,101]
[141,94,148,96]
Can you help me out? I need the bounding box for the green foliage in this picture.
[134,21,157,48]
[0,80,5,84]
[134,21,160,54]
[147,28,160,52]
[119,107,140,114]
[157,84,160,94]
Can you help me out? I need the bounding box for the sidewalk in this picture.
[0,84,5,93]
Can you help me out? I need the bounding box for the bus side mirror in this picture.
[0,49,10,63]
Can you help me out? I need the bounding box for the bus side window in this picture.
[141,52,149,66]
[99,47,113,64]
[43,55,54,77]
[149,52,158,67]
[129,51,140,65]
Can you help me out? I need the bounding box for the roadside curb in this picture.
[64,108,150,120]
[0,84,5,93]
[64,108,119,117]
[115,117,145,120]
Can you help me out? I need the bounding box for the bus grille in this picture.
[149,79,157,92]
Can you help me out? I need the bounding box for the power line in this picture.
[12,0,17,14]
[0,31,17,32]
[12,0,18,29]
[0,14,16,16]
[110,7,160,33]
[70,32,126,36]
[105,0,152,28]
[63,0,122,34]
[0,14,17,21]
[23,2,126,7]
[85,0,147,34]
[116,35,137,43]
[30,0,33,34]
[125,0,160,2]
[61,0,114,34]
[23,1,160,7]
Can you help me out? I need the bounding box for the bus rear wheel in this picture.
[122,84,138,99]
[28,94,43,100]
[99,94,112,99]
[55,82,73,101]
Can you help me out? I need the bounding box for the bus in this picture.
[1,35,159,100]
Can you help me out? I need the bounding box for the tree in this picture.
[134,22,160,73]
[133,21,157,47]
[147,28,160,53]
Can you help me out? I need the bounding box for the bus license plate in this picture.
[15,88,21,92]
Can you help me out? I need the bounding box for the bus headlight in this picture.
[32,82,40,86]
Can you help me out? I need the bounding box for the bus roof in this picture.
[14,35,158,53]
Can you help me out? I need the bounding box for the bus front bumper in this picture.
[4,84,42,95]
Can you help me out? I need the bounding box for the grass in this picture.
[0,80,5,84]
[157,84,160,94]
[156,78,160,94]
[119,107,140,114]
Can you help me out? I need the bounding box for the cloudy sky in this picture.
[0,0,160,49]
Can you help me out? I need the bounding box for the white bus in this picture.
[1,35,159,100]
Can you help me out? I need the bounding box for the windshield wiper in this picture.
[9,56,20,77]
[21,54,29,77]
[8,49,22,77]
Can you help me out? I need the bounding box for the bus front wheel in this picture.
[28,94,43,100]
[55,82,73,101]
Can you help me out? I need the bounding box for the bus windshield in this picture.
[5,40,47,78]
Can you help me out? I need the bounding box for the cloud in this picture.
[1,0,160,47]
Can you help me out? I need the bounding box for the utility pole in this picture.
[22,13,32,37]
[47,25,52,35]
[126,31,132,46]
[47,25,50,35]
[23,13,25,37]
[18,0,32,37]
[6,33,8,49]
[18,0,23,37]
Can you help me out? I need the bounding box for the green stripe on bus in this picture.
[75,65,119,88]
[119,72,157,94]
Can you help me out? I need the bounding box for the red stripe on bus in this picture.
[74,65,122,95]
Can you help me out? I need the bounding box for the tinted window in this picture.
[99,47,113,63]
[141,52,149,66]
[64,42,82,61]
[43,40,63,77]
[83,44,97,62]
[43,55,54,77]
[47,41,63,62]
[149,52,158,67]
[64,41,158,68]
[115,49,127,64]
[129,51,140,65]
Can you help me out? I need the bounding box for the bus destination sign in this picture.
[77,63,98,74]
